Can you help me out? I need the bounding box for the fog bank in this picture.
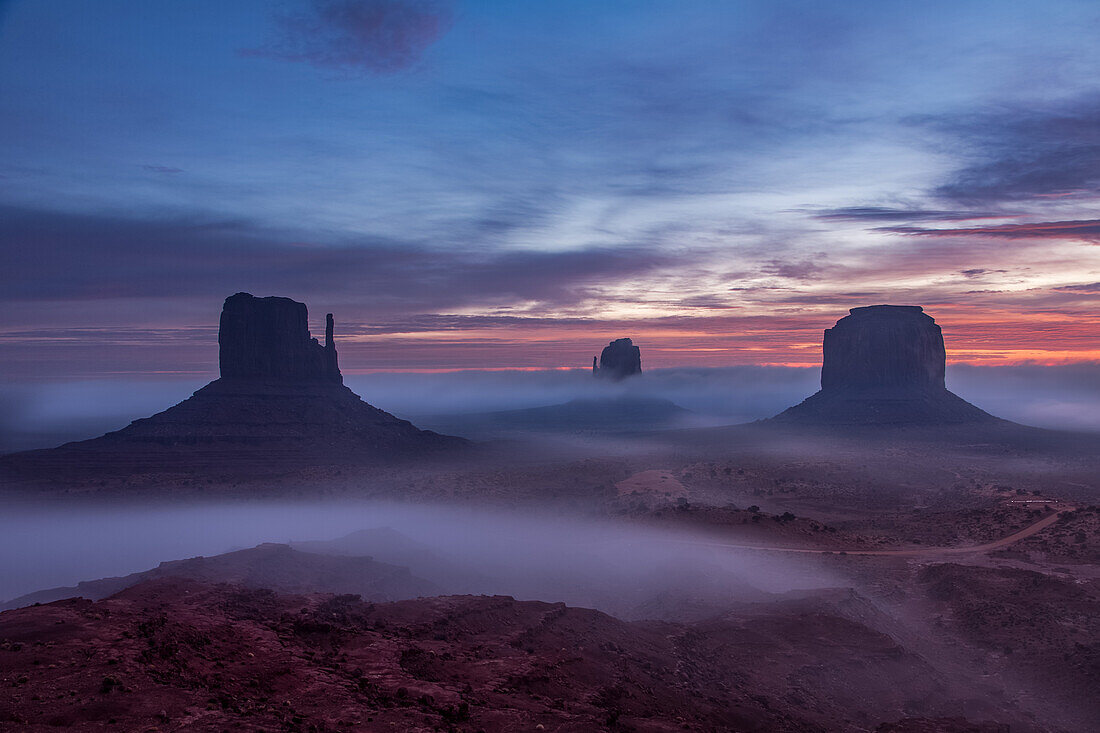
[2,363,1098,452]
[0,501,830,620]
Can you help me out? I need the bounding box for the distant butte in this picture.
[772,305,999,425]
[593,337,642,380]
[0,293,465,481]
[103,292,464,452]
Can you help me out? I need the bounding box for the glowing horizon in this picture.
[1,1,1098,381]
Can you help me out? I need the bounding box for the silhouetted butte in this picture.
[0,293,464,479]
[772,305,998,425]
[218,292,341,383]
[115,293,465,453]
[593,337,642,380]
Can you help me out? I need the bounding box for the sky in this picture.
[1,0,1099,381]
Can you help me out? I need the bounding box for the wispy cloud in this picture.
[140,165,184,174]
[1054,282,1100,294]
[4,1,1100,379]
[919,94,1100,205]
[0,205,674,313]
[880,219,1100,242]
[812,206,1004,223]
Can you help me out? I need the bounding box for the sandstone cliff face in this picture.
[594,337,642,380]
[821,305,945,393]
[219,292,340,383]
[773,305,997,425]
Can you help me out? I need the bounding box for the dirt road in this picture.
[682,508,1070,557]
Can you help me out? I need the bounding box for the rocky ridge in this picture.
[1,543,438,611]
[0,578,1029,732]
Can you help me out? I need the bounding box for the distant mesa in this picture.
[772,305,998,425]
[1,293,465,478]
[593,337,642,380]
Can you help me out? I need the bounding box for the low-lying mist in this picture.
[3,362,1098,452]
[0,501,832,620]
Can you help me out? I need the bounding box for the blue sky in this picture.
[1,0,1099,378]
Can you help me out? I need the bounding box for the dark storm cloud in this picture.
[0,205,673,311]
[920,94,1100,204]
[880,219,1100,241]
[243,0,453,73]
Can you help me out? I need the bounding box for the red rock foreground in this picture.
[0,579,1020,732]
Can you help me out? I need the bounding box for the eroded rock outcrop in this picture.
[1,294,465,476]
[0,579,1031,732]
[821,305,945,393]
[219,292,340,383]
[773,305,997,425]
[593,337,642,380]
